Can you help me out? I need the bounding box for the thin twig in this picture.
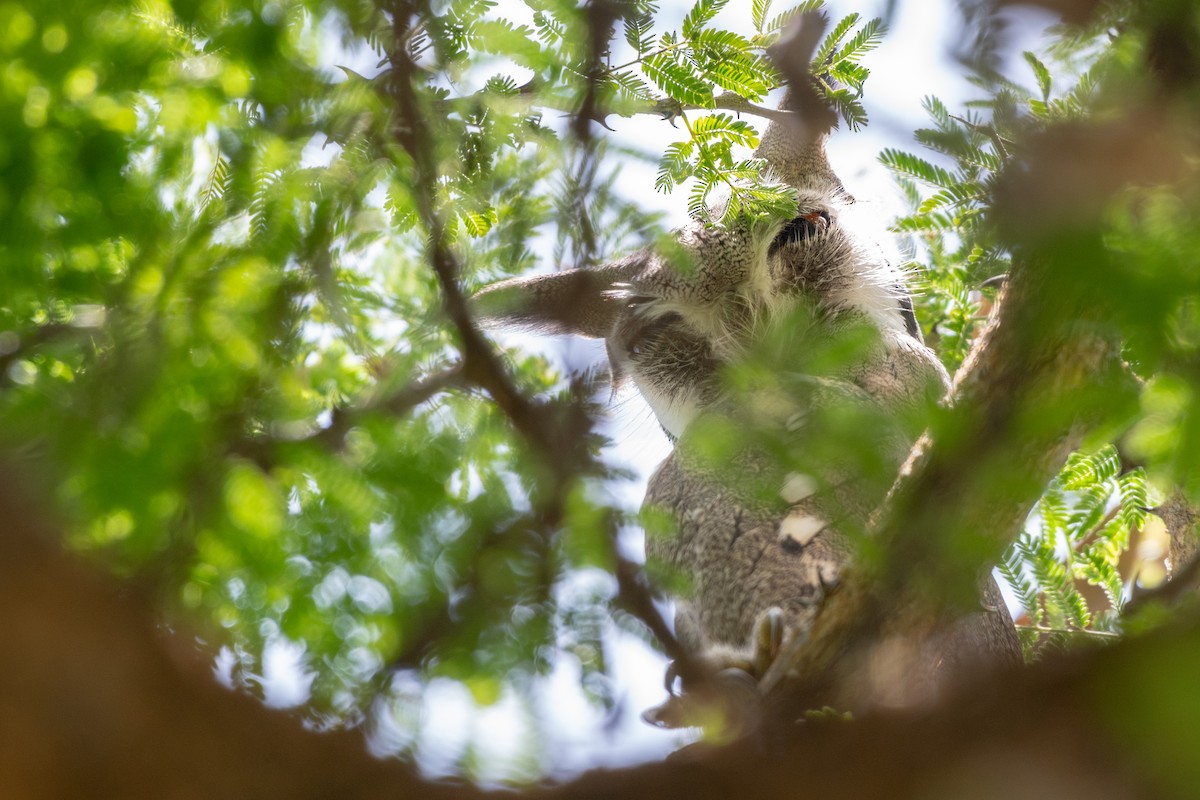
[310,363,466,450]
[1018,624,1120,639]
[439,82,797,127]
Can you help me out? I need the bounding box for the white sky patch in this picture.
[539,628,694,776]
[260,636,317,708]
[412,679,477,775]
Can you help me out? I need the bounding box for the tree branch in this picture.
[0,470,1179,799]
[380,0,697,690]
[763,130,1141,710]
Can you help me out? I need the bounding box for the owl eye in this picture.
[769,210,831,255]
[627,311,682,358]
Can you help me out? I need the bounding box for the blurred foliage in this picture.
[879,4,1197,654]
[2,0,862,780]
[5,0,1200,788]
[0,0,657,778]
[643,0,884,221]
[1001,446,1151,658]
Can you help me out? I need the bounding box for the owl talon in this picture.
[663,660,682,696]
[642,695,688,728]
[644,609,791,730]
[753,607,785,676]
[642,666,762,730]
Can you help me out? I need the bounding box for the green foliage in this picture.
[877,12,1199,667]
[1006,446,1153,660]
[879,31,1105,372]
[807,12,883,131]
[0,0,662,780]
[605,1,885,224]
[9,0,1200,786]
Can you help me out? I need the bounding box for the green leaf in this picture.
[199,153,231,213]
[1061,446,1122,489]
[689,113,758,147]
[643,54,714,108]
[829,17,885,69]
[1024,51,1053,101]
[830,61,870,90]
[752,0,772,33]
[532,10,566,44]
[682,0,730,39]
[1117,469,1149,529]
[879,148,957,189]
[822,85,868,130]
[691,27,753,52]
[608,69,655,102]
[687,176,714,219]
[656,141,695,193]
[922,94,953,129]
[623,5,656,55]
[457,205,498,237]
[470,19,544,69]
[812,12,859,69]
[708,59,771,98]
[762,1,823,35]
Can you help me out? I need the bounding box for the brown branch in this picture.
[1162,488,1200,573]
[385,3,580,474]
[0,476,477,800]
[762,125,1145,710]
[612,547,695,675]
[226,364,466,472]
[0,470,1179,799]
[309,362,467,450]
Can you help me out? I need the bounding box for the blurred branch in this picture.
[381,0,697,687]
[610,530,698,678]
[0,467,1187,798]
[385,3,584,473]
[0,323,90,388]
[229,364,466,471]
[308,362,467,450]
[429,77,798,133]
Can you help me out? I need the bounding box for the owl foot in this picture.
[641,608,786,731]
[640,666,759,730]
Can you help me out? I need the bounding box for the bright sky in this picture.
[277,0,1062,783]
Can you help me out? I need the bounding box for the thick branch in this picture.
[0,472,1175,799]
[765,135,1144,709]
